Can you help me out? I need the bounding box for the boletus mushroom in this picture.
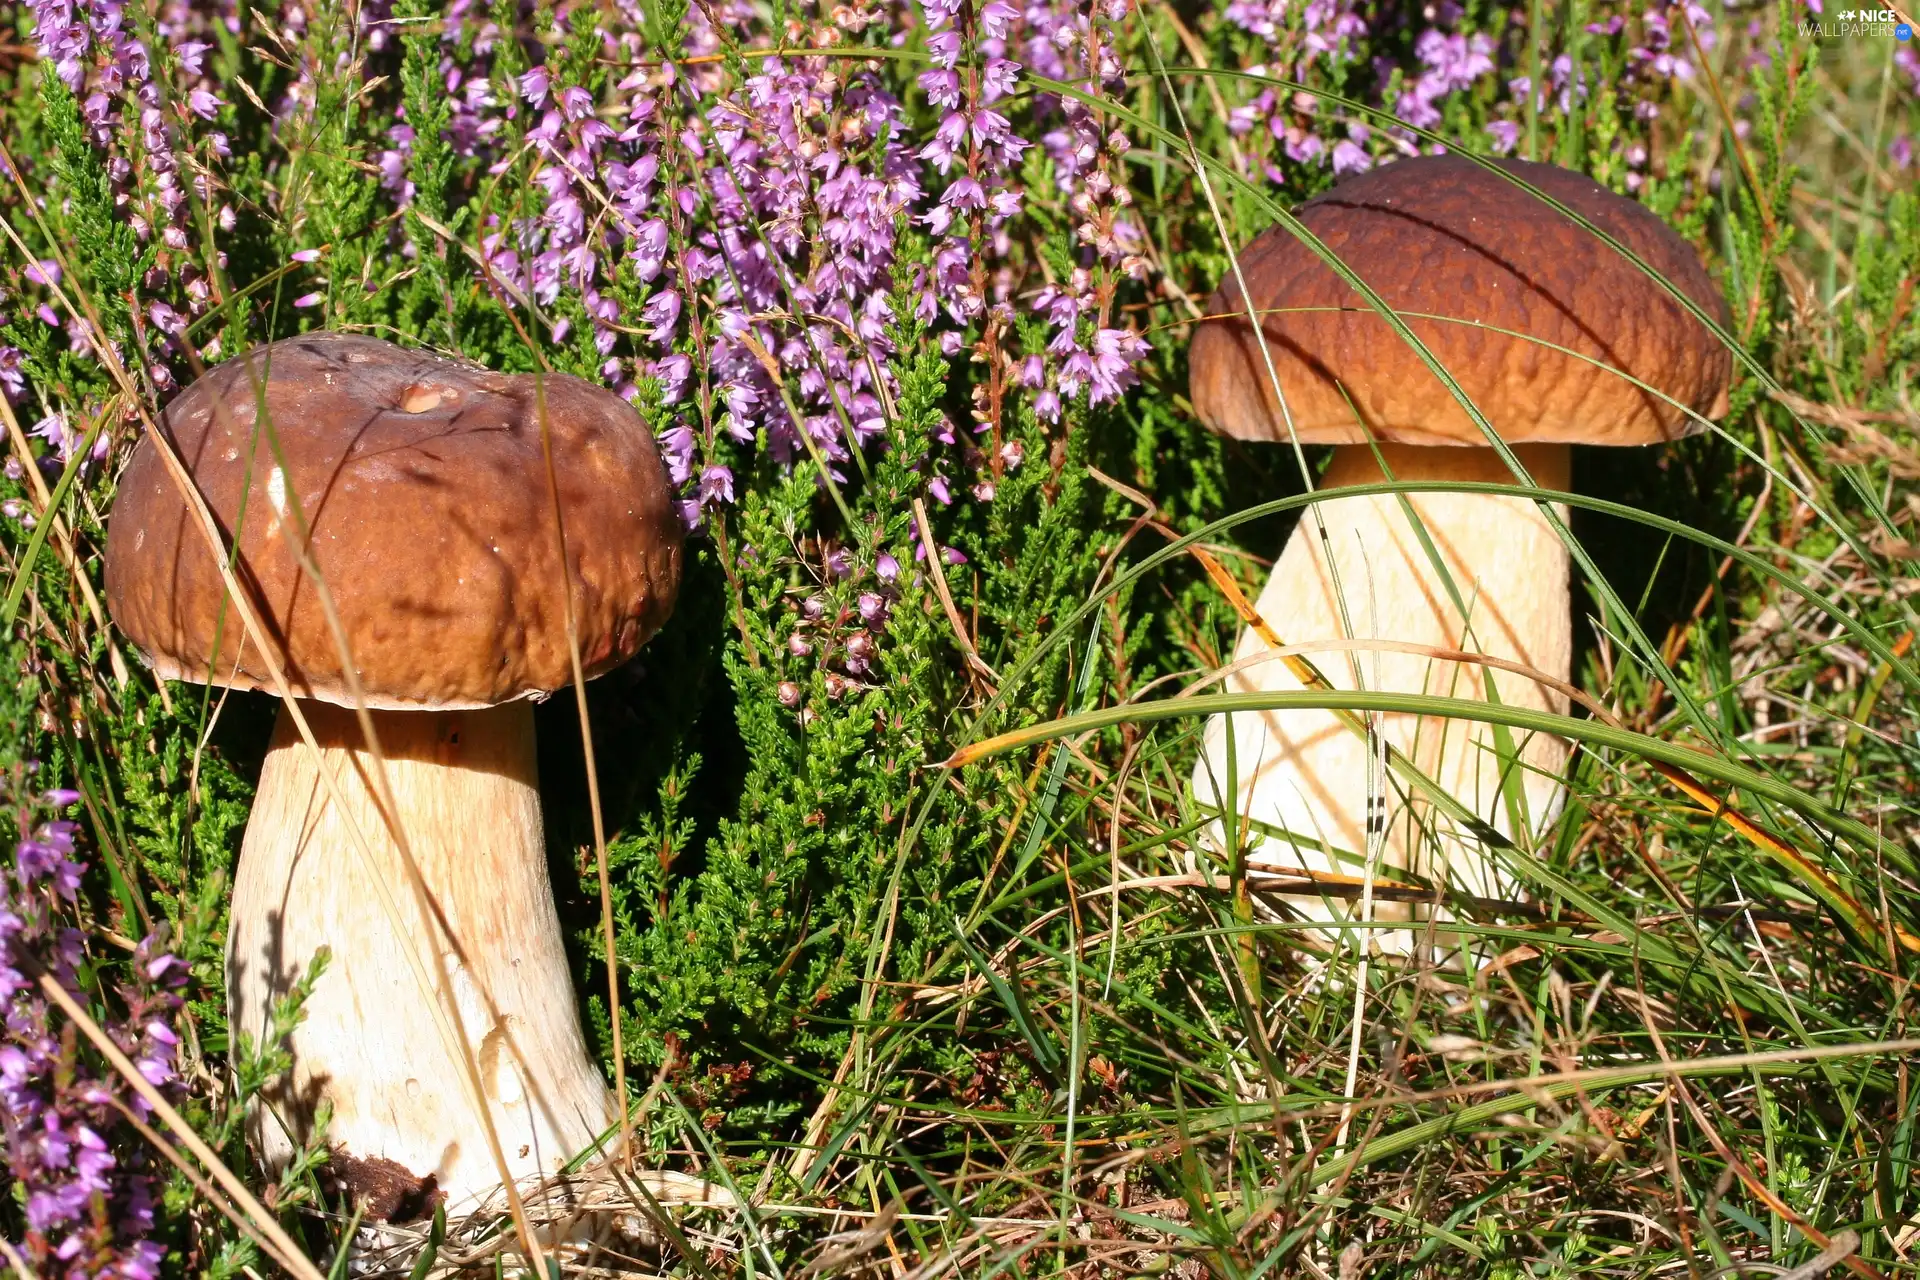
[1188,155,1730,941]
[104,333,682,1214]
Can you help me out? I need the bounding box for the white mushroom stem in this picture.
[229,700,616,1212]
[1193,442,1573,940]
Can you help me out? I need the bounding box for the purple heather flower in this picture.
[983,58,1021,103]
[174,40,210,77]
[979,1,1019,38]
[1331,138,1372,173]
[0,349,24,404]
[658,425,697,487]
[147,301,187,336]
[32,0,226,388]
[1395,29,1496,128]
[844,634,876,678]
[2,761,186,1278]
[927,30,963,66]
[520,65,551,107]
[1087,328,1150,404]
[28,414,76,461]
[642,290,681,343]
[632,220,670,281]
[652,355,692,404]
[698,464,735,506]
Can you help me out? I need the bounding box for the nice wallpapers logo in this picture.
[1802,7,1916,35]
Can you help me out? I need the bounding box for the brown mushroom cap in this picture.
[105,333,683,710]
[1189,155,1733,448]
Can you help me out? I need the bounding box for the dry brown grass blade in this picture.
[1647,757,1917,952]
[107,1097,308,1277]
[1206,1035,1920,1135]
[0,391,130,689]
[1629,969,1888,1280]
[529,374,634,1170]
[447,216,644,1184]
[0,1238,34,1280]
[1772,390,1920,478]
[37,974,329,1280]
[914,496,1000,689]
[785,1047,857,1186]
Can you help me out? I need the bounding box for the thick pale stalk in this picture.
[228,700,615,1214]
[1193,443,1572,936]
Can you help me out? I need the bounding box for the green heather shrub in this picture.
[0,0,1916,1272]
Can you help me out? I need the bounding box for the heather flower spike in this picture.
[2,771,183,1277]
[1187,157,1731,950]
[103,335,684,1215]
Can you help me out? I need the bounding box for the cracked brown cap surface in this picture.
[1189,155,1733,448]
[104,332,683,710]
